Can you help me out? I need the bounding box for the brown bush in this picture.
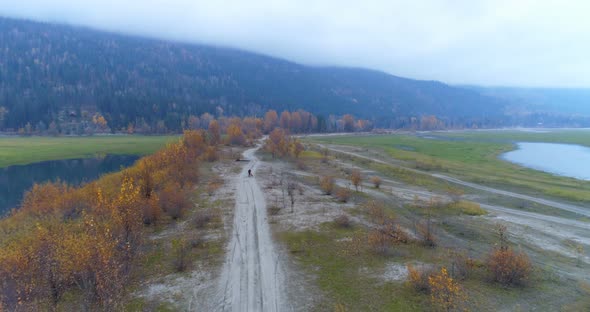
[428,267,466,312]
[204,146,219,162]
[159,183,192,220]
[172,238,191,272]
[295,159,307,170]
[193,209,215,228]
[268,205,281,215]
[319,176,334,195]
[334,215,351,228]
[206,180,222,196]
[370,176,382,188]
[368,223,409,255]
[486,247,531,286]
[335,187,351,203]
[407,264,437,293]
[449,250,476,281]
[142,196,162,225]
[417,219,437,247]
[368,228,389,255]
[366,200,386,224]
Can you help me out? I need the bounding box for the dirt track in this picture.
[322,144,590,218]
[215,147,287,312]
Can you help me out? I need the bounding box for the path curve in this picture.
[321,144,590,218]
[215,146,286,312]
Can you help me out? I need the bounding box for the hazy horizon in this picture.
[1,0,590,88]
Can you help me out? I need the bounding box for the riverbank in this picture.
[0,135,177,168]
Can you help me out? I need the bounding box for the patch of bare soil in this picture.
[257,160,355,232]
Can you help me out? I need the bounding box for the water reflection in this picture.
[0,155,139,215]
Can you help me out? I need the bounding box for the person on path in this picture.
[248,169,253,177]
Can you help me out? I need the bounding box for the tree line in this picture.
[0,107,331,310]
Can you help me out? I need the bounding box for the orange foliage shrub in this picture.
[204,146,219,162]
[319,176,335,195]
[335,187,351,203]
[370,176,382,188]
[407,264,436,293]
[428,267,466,311]
[486,247,531,286]
[142,195,162,225]
[159,183,192,220]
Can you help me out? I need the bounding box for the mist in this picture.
[1,0,590,87]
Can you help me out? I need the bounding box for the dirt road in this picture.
[322,144,590,218]
[215,147,286,312]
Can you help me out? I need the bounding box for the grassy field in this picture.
[310,130,590,202]
[0,135,178,168]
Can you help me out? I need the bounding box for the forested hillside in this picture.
[0,17,509,133]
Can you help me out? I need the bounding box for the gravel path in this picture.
[215,146,287,312]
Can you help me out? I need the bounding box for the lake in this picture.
[502,142,590,180]
[0,155,139,215]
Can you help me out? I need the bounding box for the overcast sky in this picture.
[1,0,589,87]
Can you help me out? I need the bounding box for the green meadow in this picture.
[0,135,178,168]
[311,130,590,202]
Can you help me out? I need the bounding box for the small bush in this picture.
[142,196,162,225]
[370,176,382,188]
[204,146,219,162]
[319,176,334,195]
[335,187,351,203]
[268,205,281,215]
[295,159,307,170]
[194,209,214,228]
[486,247,531,286]
[366,200,386,224]
[368,223,409,255]
[172,238,191,272]
[449,250,476,281]
[206,180,222,196]
[350,169,362,191]
[334,215,351,228]
[417,219,437,247]
[407,264,437,293]
[428,267,466,312]
[159,184,192,220]
[451,200,486,216]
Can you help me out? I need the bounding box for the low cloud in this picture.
[1,0,589,87]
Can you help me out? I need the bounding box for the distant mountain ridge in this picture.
[0,16,540,132]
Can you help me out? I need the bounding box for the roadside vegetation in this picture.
[0,108,348,310]
[262,132,586,311]
[312,131,590,203]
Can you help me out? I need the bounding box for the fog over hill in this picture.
[0,17,589,132]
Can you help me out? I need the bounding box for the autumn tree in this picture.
[265,128,289,158]
[342,114,355,132]
[208,120,221,145]
[188,115,200,130]
[92,113,108,131]
[290,111,302,133]
[264,110,279,133]
[280,110,291,130]
[291,139,304,158]
[227,123,246,145]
